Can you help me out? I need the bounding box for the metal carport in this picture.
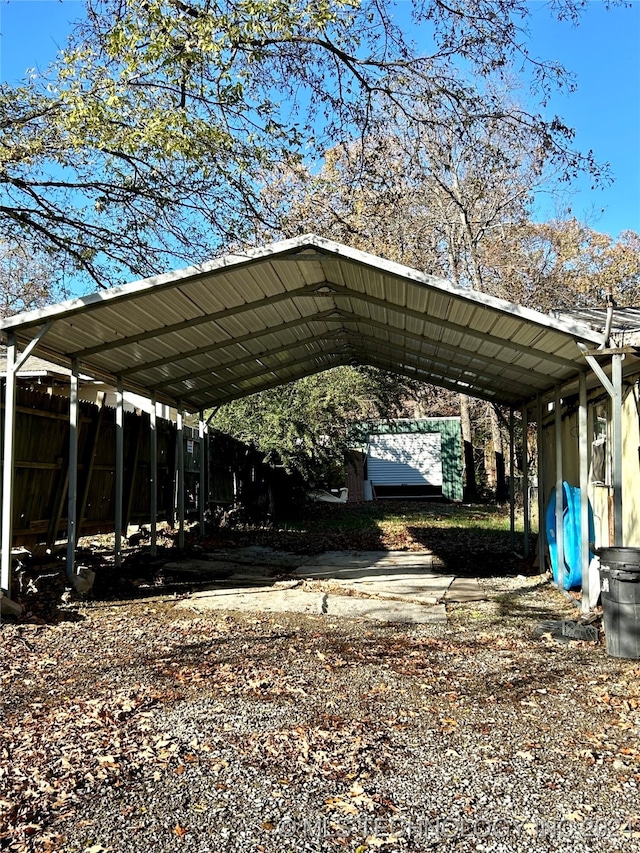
[1,234,623,607]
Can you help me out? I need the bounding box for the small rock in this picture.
[71,566,96,595]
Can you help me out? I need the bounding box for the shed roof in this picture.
[0,234,607,411]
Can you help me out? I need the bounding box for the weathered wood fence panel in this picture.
[1,388,295,548]
[0,388,179,546]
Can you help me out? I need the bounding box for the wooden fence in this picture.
[1,387,285,548]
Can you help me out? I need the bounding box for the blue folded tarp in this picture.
[546,482,595,590]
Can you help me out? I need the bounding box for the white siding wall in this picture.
[367,433,443,486]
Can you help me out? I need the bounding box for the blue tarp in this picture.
[546,482,595,590]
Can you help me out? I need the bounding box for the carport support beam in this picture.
[522,404,529,558]
[115,377,124,568]
[1,325,51,596]
[554,385,564,591]
[536,394,546,568]
[1,334,17,595]
[612,354,623,546]
[66,359,79,580]
[199,410,206,533]
[509,408,515,550]
[177,404,185,549]
[150,394,157,557]
[579,371,590,612]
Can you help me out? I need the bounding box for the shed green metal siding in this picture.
[357,418,463,502]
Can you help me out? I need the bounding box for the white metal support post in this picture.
[150,394,158,557]
[1,324,52,596]
[521,404,529,558]
[177,404,185,549]
[536,394,546,565]
[509,408,515,550]
[1,334,17,595]
[554,385,564,591]
[578,371,590,611]
[199,411,205,533]
[115,378,124,567]
[612,354,624,546]
[66,359,79,580]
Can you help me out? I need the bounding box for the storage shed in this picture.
[361,418,462,501]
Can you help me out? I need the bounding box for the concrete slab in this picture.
[177,587,447,624]
[172,548,474,624]
[444,577,486,602]
[299,551,444,580]
[302,550,438,572]
[162,558,285,581]
[163,559,237,578]
[324,575,453,605]
[201,546,313,570]
[297,551,454,604]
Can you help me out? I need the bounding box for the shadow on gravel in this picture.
[495,581,568,621]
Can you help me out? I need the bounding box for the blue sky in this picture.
[1,0,639,238]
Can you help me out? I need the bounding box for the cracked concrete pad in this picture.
[163,547,310,579]
[177,586,447,624]
[203,546,314,569]
[299,551,443,581]
[444,577,486,602]
[162,559,246,579]
[326,575,453,605]
[298,551,453,603]
[175,549,455,623]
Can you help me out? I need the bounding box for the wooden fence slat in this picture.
[78,393,105,538]
[2,388,298,548]
[124,412,144,532]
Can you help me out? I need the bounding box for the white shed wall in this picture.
[367,433,443,486]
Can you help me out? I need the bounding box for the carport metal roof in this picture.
[0,234,607,409]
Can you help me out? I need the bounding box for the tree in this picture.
[0,242,68,318]
[208,366,422,486]
[478,220,640,311]
[260,92,552,277]
[1,0,612,288]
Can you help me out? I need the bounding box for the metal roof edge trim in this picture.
[0,234,606,346]
[0,234,331,333]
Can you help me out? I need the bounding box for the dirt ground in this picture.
[1,503,639,852]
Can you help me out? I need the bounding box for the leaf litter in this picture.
[2,506,640,850]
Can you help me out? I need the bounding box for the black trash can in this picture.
[598,547,640,659]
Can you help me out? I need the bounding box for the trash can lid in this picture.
[597,546,640,565]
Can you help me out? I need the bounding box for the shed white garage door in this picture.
[367,433,443,486]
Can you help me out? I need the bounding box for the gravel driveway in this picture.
[2,572,639,852]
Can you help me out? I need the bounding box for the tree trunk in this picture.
[460,394,477,501]
[490,403,508,503]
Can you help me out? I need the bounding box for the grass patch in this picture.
[199,500,534,576]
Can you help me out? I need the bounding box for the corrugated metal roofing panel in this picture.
[175,281,230,314]
[0,234,608,412]
[556,308,640,339]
